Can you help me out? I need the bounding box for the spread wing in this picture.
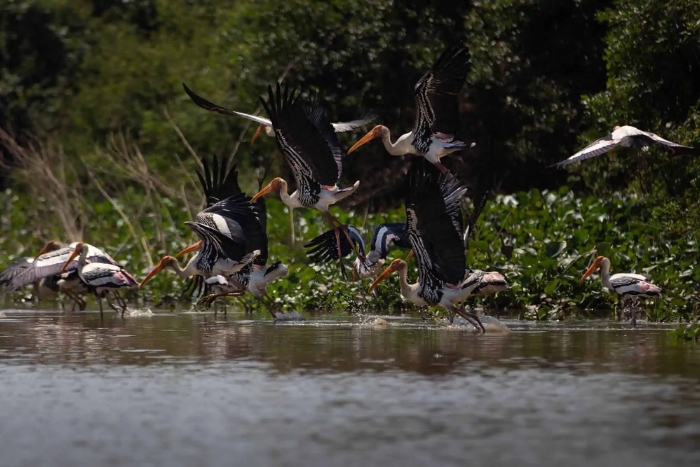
[259,83,341,186]
[183,83,272,127]
[304,225,364,264]
[413,41,471,146]
[406,159,467,285]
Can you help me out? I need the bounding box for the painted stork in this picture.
[0,240,64,299]
[555,125,694,167]
[346,42,472,174]
[2,242,118,295]
[250,82,361,265]
[176,156,290,318]
[182,83,376,144]
[580,255,662,326]
[60,242,138,317]
[139,215,260,287]
[304,222,411,280]
[369,160,486,332]
[42,269,89,311]
[468,269,509,297]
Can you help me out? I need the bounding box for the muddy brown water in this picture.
[0,309,699,467]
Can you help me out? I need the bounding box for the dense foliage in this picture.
[1,0,699,320]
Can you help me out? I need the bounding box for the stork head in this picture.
[347,125,384,154]
[579,255,606,285]
[251,124,266,145]
[60,242,85,273]
[175,240,202,258]
[250,177,284,203]
[368,258,406,293]
[139,256,178,288]
[35,240,64,259]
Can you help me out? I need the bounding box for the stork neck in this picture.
[170,256,198,278]
[397,263,420,304]
[76,246,90,283]
[381,127,411,156]
[277,180,303,209]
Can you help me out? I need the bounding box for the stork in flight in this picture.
[555,125,693,167]
[346,41,473,174]
[182,83,376,144]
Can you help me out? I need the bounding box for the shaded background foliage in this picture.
[2,0,617,199]
[1,0,699,318]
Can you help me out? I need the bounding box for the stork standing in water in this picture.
[249,83,362,268]
[369,160,487,332]
[0,240,63,300]
[554,125,694,167]
[60,242,138,317]
[579,255,662,326]
[346,41,472,174]
[2,241,119,310]
[175,156,290,319]
[305,222,411,280]
[182,83,376,144]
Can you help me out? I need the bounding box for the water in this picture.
[1,309,699,467]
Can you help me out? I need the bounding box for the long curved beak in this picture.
[250,182,273,203]
[251,124,266,145]
[139,262,165,288]
[369,264,397,293]
[405,249,414,262]
[579,262,600,285]
[175,241,202,258]
[347,129,379,154]
[60,248,80,273]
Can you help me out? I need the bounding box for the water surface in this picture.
[1,309,699,467]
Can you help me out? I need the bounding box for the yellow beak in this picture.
[347,129,380,154]
[175,241,202,258]
[60,247,80,274]
[579,262,600,285]
[250,182,274,203]
[369,263,398,293]
[139,261,166,288]
[251,124,266,145]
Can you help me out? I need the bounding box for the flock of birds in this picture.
[1,40,691,331]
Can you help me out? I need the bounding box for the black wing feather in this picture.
[304,224,363,264]
[413,41,470,139]
[406,159,467,285]
[259,82,341,186]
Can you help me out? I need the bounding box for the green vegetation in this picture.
[1,0,699,321]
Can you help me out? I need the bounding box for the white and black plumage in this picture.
[2,242,118,293]
[304,223,411,279]
[466,269,508,296]
[60,242,138,317]
[178,156,289,317]
[370,160,487,332]
[178,156,256,298]
[580,255,662,326]
[140,186,261,287]
[182,83,376,143]
[43,269,89,311]
[251,82,361,268]
[347,41,472,174]
[555,125,694,167]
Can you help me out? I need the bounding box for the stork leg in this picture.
[97,295,104,319]
[453,304,486,334]
[324,211,349,279]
